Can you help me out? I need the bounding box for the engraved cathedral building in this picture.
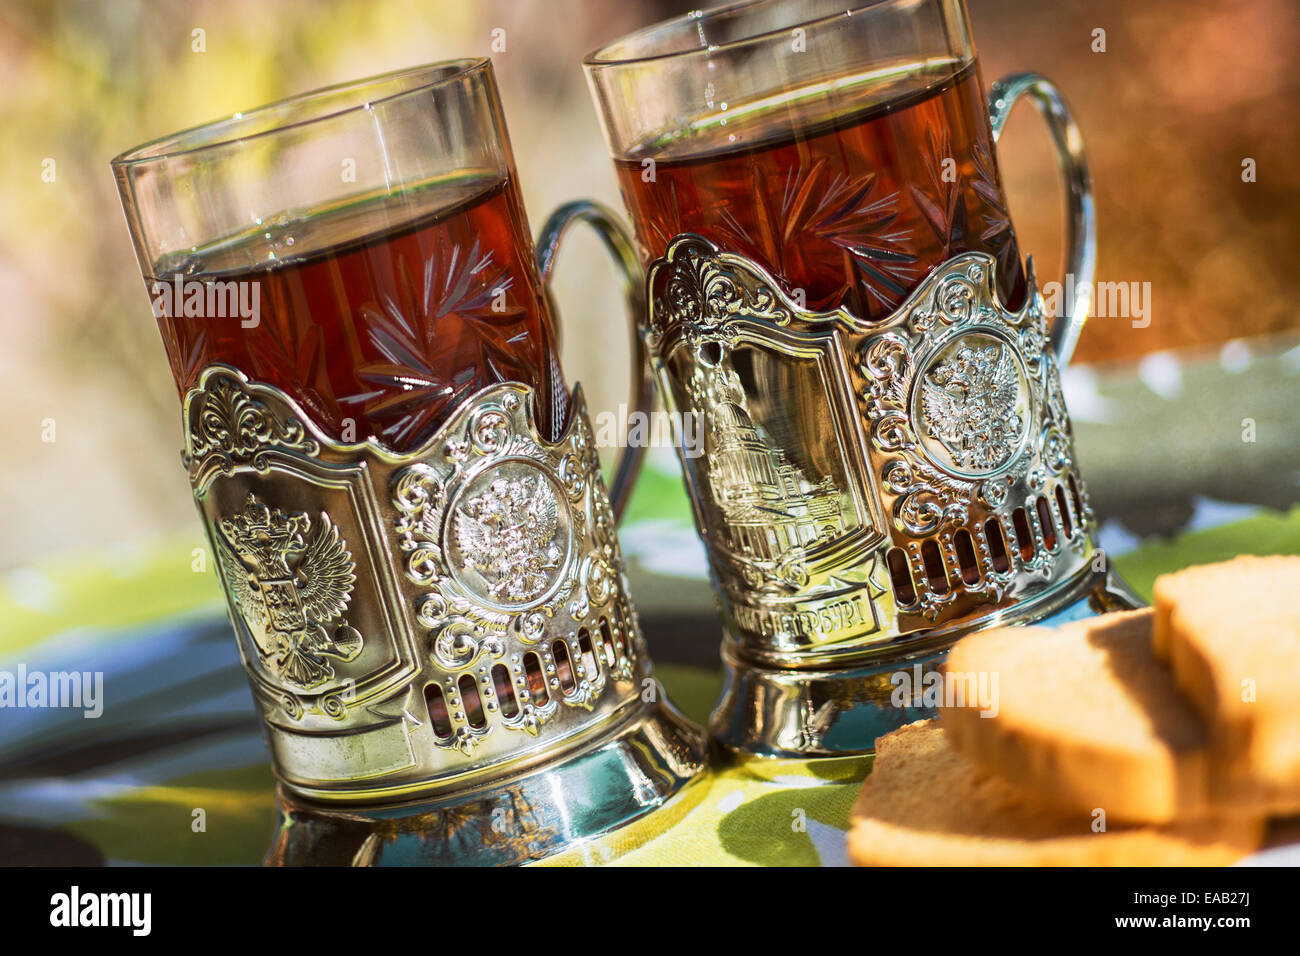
[693,361,847,562]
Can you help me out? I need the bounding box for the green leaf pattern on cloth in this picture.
[2,499,1297,865]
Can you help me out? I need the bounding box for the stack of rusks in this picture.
[849,556,1300,865]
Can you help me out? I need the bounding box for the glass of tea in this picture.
[586,0,1137,759]
[112,58,705,866]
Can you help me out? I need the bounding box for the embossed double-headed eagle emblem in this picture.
[919,340,1025,473]
[216,493,363,690]
[453,474,562,605]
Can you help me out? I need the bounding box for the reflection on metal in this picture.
[916,335,1027,474]
[644,235,1141,757]
[452,470,565,605]
[690,358,846,569]
[216,493,362,690]
[182,365,705,851]
[266,697,707,867]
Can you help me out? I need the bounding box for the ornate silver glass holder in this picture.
[643,236,1142,760]
[183,365,706,864]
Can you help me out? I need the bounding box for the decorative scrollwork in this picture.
[390,385,628,736]
[882,458,974,537]
[649,236,794,339]
[644,235,1097,655]
[184,366,648,801]
[184,366,318,473]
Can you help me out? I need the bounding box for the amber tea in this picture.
[616,60,1026,318]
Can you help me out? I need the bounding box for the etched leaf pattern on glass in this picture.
[969,128,1018,284]
[627,177,688,266]
[347,235,525,448]
[618,67,1027,321]
[247,278,336,429]
[715,157,918,315]
[909,124,970,267]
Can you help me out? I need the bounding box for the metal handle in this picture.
[536,200,651,524]
[988,72,1095,367]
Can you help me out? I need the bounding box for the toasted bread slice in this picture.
[847,721,1262,866]
[940,610,1212,822]
[1153,556,1300,813]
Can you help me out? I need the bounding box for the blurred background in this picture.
[0,0,1297,568]
[0,0,1298,867]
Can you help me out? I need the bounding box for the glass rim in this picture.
[111,57,492,169]
[583,0,891,68]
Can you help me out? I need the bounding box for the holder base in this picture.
[266,696,708,866]
[710,567,1143,760]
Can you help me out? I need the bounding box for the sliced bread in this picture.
[848,720,1262,866]
[940,610,1212,822]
